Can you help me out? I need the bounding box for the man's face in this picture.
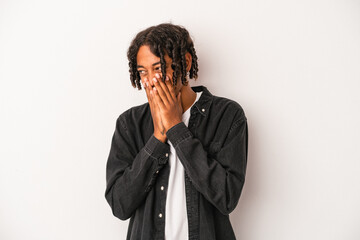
[136,45,183,96]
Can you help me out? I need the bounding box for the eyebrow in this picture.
[137,61,161,69]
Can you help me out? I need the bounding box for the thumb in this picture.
[177,91,181,102]
[177,91,183,110]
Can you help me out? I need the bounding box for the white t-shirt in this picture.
[165,91,203,240]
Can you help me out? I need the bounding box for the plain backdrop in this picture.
[1,0,359,239]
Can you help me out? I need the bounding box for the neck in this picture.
[180,85,196,113]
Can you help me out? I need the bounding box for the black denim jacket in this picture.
[105,85,248,240]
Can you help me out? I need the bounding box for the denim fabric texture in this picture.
[105,85,248,240]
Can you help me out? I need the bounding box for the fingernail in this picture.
[165,76,169,81]
[155,73,160,78]
[153,87,157,91]
[146,82,149,87]
[153,77,157,83]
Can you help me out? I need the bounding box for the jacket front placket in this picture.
[183,103,205,240]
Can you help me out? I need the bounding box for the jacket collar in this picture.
[190,85,213,117]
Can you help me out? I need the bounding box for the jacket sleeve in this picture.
[166,113,248,215]
[105,114,170,220]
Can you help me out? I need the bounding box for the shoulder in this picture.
[210,94,247,122]
[194,85,246,122]
[116,102,150,129]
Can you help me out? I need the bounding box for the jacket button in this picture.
[156,170,159,174]
[202,108,205,112]
[165,153,169,157]
[159,213,163,218]
[161,186,164,191]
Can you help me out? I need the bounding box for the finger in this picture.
[142,78,152,103]
[150,88,165,124]
[148,88,159,115]
[145,78,159,112]
[177,91,183,113]
[152,86,166,109]
[177,91,182,105]
[153,79,169,106]
[149,77,161,102]
[149,86,156,103]
[155,73,174,102]
[152,75,169,106]
[141,78,149,97]
[148,76,155,89]
[164,75,176,100]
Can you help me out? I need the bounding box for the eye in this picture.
[138,70,146,75]
[155,66,161,72]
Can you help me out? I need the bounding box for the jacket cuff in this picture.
[144,134,170,165]
[166,122,193,147]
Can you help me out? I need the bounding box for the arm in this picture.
[105,115,170,220]
[166,115,248,215]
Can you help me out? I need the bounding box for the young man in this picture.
[105,23,248,240]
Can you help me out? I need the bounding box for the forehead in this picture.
[136,45,171,67]
[137,45,159,64]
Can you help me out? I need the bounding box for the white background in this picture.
[1,0,359,239]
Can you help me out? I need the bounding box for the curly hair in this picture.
[127,23,199,90]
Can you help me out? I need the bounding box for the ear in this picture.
[185,52,192,72]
